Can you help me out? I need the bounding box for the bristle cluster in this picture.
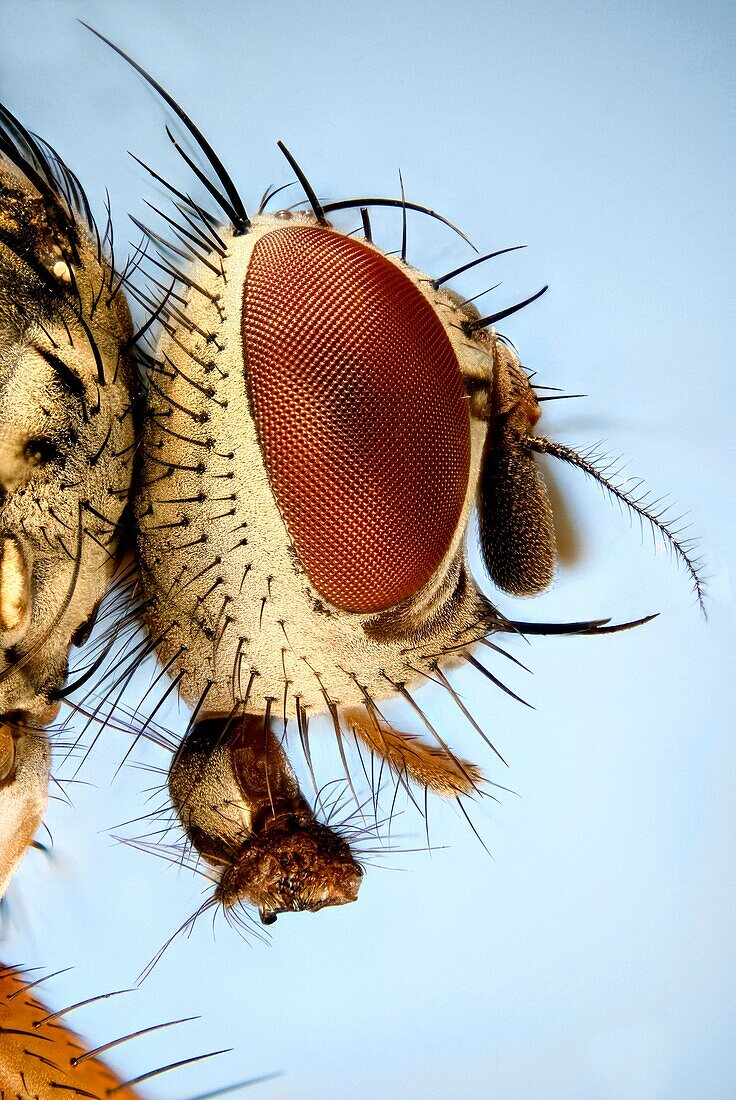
[0,964,140,1097]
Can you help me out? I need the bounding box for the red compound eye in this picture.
[242,225,470,613]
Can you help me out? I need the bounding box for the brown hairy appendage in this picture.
[170,714,362,924]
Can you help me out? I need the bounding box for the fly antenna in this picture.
[528,436,706,613]
[432,245,526,289]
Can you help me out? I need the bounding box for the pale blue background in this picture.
[0,2,734,1097]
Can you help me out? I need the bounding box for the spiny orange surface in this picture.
[0,964,140,1098]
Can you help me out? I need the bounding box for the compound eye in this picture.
[243,226,471,613]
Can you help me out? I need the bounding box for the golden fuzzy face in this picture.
[0,104,136,896]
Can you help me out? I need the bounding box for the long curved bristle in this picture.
[276,141,327,225]
[320,196,476,250]
[464,284,549,332]
[81,23,249,232]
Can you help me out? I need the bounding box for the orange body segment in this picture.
[0,965,140,1099]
